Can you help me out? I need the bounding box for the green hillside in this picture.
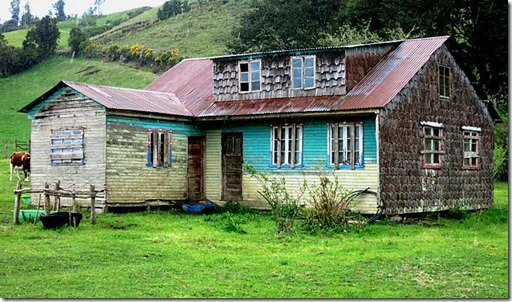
[0,56,157,157]
[93,1,250,58]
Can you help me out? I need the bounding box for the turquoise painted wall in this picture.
[106,116,205,137]
[216,116,377,173]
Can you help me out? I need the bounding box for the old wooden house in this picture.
[20,36,498,214]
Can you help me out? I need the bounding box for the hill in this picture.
[0,56,157,157]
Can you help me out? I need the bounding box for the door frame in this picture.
[187,136,205,201]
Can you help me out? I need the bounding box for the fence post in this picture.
[44,182,50,215]
[13,181,22,224]
[54,181,61,212]
[90,185,96,224]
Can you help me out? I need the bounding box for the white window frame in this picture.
[270,123,303,168]
[462,126,481,170]
[328,122,363,169]
[147,129,173,168]
[291,56,316,90]
[239,60,261,92]
[50,128,85,165]
[421,122,444,169]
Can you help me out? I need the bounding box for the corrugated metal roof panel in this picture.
[64,81,193,116]
[145,58,214,115]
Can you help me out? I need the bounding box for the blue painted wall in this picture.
[216,116,377,173]
[106,116,205,137]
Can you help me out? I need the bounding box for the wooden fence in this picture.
[2,139,31,158]
[13,181,105,225]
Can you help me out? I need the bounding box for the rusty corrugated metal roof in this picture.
[145,58,214,116]
[337,36,449,110]
[64,81,194,116]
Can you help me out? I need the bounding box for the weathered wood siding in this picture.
[213,52,346,101]
[379,45,494,214]
[105,116,204,204]
[28,87,107,207]
[204,117,379,213]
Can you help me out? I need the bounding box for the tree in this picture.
[157,0,185,20]
[0,33,18,75]
[68,27,88,55]
[20,2,34,27]
[9,0,20,27]
[24,16,60,60]
[228,0,342,53]
[53,0,67,21]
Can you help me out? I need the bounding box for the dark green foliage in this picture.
[157,0,189,20]
[24,16,60,61]
[9,0,21,27]
[206,212,248,234]
[228,0,341,53]
[68,27,88,55]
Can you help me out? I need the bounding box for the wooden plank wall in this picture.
[204,117,380,213]
[105,116,204,204]
[28,87,107,207]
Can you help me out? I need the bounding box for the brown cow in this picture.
[10,152,30,182]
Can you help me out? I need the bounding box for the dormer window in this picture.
[439,65,450,98]
[292,56,315,89]
[239,60,261,92]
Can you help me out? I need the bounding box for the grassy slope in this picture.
[0,156,508,298]
[0,56,157,156]
[93,1,249,58]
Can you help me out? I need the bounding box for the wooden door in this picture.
[187,137,205,201]
[222,133,243,201]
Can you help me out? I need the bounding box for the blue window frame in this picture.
[147,129,172,167]
[328,122,364,169]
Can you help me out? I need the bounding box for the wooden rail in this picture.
[13,181,105,225]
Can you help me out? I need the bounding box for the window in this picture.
[291,56,316,89]
[147,129,172,167]
[50,128,85,165]
[328,122,363,169]
[439,65,450,98]
[421,122,444,168]
[271,123,303,168]
[462,126,481,169]
[239,60,261,92]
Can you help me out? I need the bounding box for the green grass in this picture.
[94,1,250,58]
[0,158,507,298]
[0,56,157,157]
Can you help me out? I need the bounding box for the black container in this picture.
[40,212,83,229]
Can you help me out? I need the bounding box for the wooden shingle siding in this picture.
[203,117,379,213]
[29,87,107,207]
[379,46,494,214]
[105,116,204,204]
[213,52,346,101]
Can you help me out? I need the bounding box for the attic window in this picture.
[147,129,172,168]
[239,60,261,92]
[50,128,84,165]
[291,56,315,89]
[439,65,451,98]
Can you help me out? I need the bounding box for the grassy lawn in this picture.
[0,157,507,298]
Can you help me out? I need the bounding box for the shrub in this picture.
[302,175,362,233]
[245,164,305,235]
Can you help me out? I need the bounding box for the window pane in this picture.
[304,67,314,77]
[292,58,302,68]
[304,77,314,88]
[251,61,260,70]
[240,72,249,82]
[251,81,260,91]
[304,57,314,67]
[240,63,249,72]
